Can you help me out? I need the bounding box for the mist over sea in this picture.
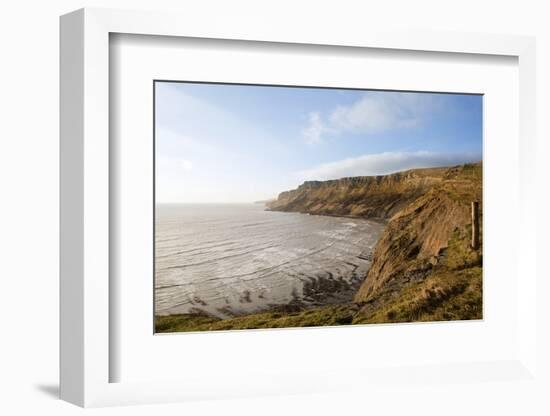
[155,203,384,318]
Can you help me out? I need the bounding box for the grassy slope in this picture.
[353,226,482,324]
[156,163,482,333]
[156,305,358,333]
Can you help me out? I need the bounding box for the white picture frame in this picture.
[60,7,538,408]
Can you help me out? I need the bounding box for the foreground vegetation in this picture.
[156,304,358,332]
[353,227,482,324]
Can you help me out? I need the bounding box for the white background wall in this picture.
[0,1,548,415]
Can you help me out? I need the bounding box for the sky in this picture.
[155,82,482,203]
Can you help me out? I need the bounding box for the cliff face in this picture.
[355,163,482,305]
[269,163,482,310]
[267,167,448,219]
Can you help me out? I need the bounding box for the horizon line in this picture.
[156,160,482,205]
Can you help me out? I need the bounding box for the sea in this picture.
[155,203,384,318]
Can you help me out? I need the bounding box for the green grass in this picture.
[155,304,358,333]
[154,313,220,332]
[352,267,482,324]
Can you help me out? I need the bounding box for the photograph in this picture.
[154,81,483,333]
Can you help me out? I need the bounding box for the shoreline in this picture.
[156,269,367,318]
[156,249,377,320]
[265,207,390,226]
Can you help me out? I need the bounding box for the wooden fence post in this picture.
[471,201,480,250]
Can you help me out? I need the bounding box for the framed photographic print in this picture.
[60,8,539,408]
[153,81,483,334]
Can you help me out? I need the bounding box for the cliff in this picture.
[269,162,483,321]
[268,166,450,219]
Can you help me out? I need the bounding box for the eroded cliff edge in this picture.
[267,166,448,219]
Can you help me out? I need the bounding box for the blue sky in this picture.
[155,82,482,203]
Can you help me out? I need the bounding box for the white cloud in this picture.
[301,112,332,145]
[296,151,480,181]
[302,92,440,144]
